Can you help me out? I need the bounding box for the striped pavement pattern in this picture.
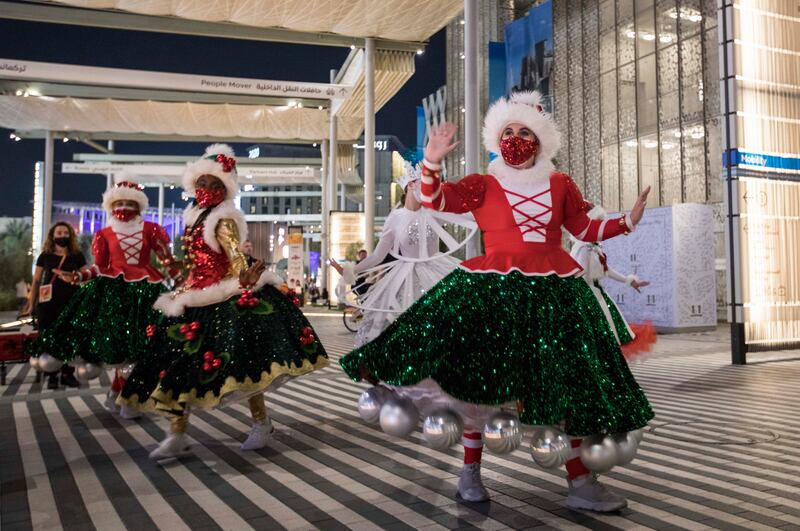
[1,314,799,530]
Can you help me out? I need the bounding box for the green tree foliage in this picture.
[0,220,33,310]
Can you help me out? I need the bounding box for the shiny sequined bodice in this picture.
[183,222,230,289]
[406,220,435,246]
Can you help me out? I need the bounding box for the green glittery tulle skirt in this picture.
[340,269,654,436]
[601,287,634,344]
[119,284,328,413]
[36,275,165,365]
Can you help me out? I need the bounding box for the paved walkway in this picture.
[1,315,799,530]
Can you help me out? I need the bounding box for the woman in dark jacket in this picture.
[24,222,87,389]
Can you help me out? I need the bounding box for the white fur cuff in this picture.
[154,270,284,317]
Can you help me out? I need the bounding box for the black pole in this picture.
[721,1,747,364]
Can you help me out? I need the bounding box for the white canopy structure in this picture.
[22,0,462,45]
[1,0,469,288]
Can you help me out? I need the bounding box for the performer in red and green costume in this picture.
[340,91,654,511]
[119,144,329,461]
[40,181,179,419]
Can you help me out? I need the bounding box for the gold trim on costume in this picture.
[149,356,329,412]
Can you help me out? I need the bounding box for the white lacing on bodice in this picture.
[501,179,552,243]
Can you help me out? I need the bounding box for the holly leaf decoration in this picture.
[183,335,203,354]
[166,324,185,342]
[251,301,275,315]
[197,351,230,385]
[303,343,318,355]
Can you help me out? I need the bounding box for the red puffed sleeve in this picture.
[420,160,486,214]
[560,174,633,242]
[91,231,110,268]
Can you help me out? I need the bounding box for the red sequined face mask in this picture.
[112,208,138,222]
[195,187,226,208]
[499,135,539,166]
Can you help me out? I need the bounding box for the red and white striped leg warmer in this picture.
[565,437,591,480]
[463,431,483,465]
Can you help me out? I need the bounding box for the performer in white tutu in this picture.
[570,205,656,361]
[331,161,476,347]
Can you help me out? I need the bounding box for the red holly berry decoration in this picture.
[203,351,214,362]
[185,331,196,341]
[302,326,313,337]
[180,324,190,334]
[216,153,236,173]
[202,362,212,372]
[159,370,167,379]
[212,358,222,369]
[237,289,259,309]
[146,324,156,338]
[190,321,202,331]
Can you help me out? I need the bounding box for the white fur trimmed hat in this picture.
[182,143,239,199]
[482,90,561,162]
[102,181,148,213]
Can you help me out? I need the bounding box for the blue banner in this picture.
[724,149,800,175]
[503,0,554,111]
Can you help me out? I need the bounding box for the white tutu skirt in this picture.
[355,256,460,347]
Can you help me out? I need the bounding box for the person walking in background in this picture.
[241,239,258,267]
[24,222,87,389]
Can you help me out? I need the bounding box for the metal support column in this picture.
[464,0,480,259]
[364,37,376,253]
[720,1,747,364]
[43,131,54,232]
[157,183,165,224]
[320,138,329,292]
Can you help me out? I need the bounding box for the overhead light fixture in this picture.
[416,49,423,55]
[625,139,638,147]
[659,34,673,44]
[318,105,323,110]
[641,33,656,41]
[62,137,69,143]
[14,89,22,96]
[22,91,29,97]
[459,19,465,25]
[350,44,356,50]
[312,143,318,147]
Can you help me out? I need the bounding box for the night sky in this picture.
[0,18,446,217]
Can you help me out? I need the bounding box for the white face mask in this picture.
[410,182,422,202]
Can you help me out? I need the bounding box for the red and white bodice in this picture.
[420,159,632,276]
[92,219,171,283]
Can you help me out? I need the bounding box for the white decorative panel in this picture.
[600,203,717,330]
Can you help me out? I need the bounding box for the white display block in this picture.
[600,203,717,332]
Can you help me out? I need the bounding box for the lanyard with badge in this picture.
[39,254,67,303]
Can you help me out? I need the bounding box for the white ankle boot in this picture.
[566,474,627,512]
[104,390,119,413]
[149,433,191,461]
[119,405,141,420]
[457,462,490,502]
[241,419,274,451]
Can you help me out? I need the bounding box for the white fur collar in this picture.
[154,269,283,316]
[182,200,247,253]
[488,157,555,188]
[107,216,144,234]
